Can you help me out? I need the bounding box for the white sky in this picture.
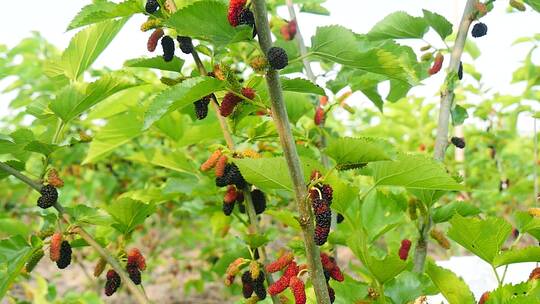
[0,0,538,131]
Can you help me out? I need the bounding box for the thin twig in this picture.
[251,1,330,303]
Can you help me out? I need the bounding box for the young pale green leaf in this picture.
[124,56,185,72]
[52,74,140,122]
[165,1,251,45]
[118,188,179,204]
[143,76,225,129]
[422,10,453,40]
[432,201,481,223]
[64,205,111,226]
[310,26,411,83]
[0,236,36,298]
[325,137,390,169]
[67,0,142,31]
[300,3,331,16]
[447,215,512,264]
[408,189,446,207]
[367,11,429,40]
[103,198,156,235]
[493,247,540,268]
[425,261,475,304]
[370,154,464,191]
[83,111,143,164]
[61,18,128,80]
[280,78,325,95]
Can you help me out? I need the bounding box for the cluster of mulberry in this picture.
[398,239,412,261]
[428,53,444,75]
[193,95,211,120]
[280,20,297,41]
[450,136,466,149]
[219,88,256,117]
[216,163,247,188]
[145,0,160,14]
[126,248,146,285]
[37,184,58,209]
[267,47,288,70]
[471,22,488,38]
[105,269,121,296]
[225,258,266,302]
[309,171,333,246]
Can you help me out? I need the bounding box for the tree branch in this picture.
[414,0,477,274]
[251,1,330,303]
[0,162,149,304]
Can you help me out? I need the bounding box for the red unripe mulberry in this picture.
[266,252,294,273]
[224,186,238,204]
[529,267,540,281]
[398,239,412,260]
[147,28,164,52]
[479,291,490,304]
[201,150,222,171]
[50,232,62,262]
[215,155,229,177]
[127,248,146,271]
[314,106,325,125]
[280,20,297,41]
[228,0,246,26]
[289,276,306,304]
[220,93,242,117]
[429,53,444,75]
[105,269,121,296]
[241,87,256,100]
[268,261,299,295]
[320,253,344,282]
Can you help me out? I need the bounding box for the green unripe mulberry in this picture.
[26,249,45,272]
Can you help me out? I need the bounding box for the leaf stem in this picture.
[251,1,330,303]
[0,162,150,304]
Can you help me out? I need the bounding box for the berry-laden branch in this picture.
[413,0,478,274]
[0,162,150,304]
[251,1,331,303]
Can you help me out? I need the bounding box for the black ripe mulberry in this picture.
[267,47,288,70]
[337,213,345,224]
[228,163,247,188]
[127,264,142,285]
[238,9,257,37]
[238,202,246,213]
[314,226,330,246]
[320,184,333,203]
[56,240,72,269]
[161,36,175,62]
[471,22,487,38]
[451,136,466,149]
[105,269,121,296]
[251,189,266,214]
[223,201,235,216]
[312,198,330,215]
[316,210,332,229]
[194,96,210,120]
[252,271,267,300]
[241,270,254,298]
[458,62,463,80]
[177,36,194,54]
[38,184,58,209]
[145,0,159,13]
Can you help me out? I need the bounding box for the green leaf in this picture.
[283,92,312,124]
[362,191,406,242]
[385,271,435,304]
[67,0,142,31]
[488,281,540,303]
[447,215,512,264]
[310,26,411,83]
[125,149,196,174]
[367,11,428,40]
[61,18,128,80]
[451,104,469,126]
[51,74,140,122]
[408,189,446,207]
[103,198,156,234]
[265,210,301,230]
[300,3,330,16]
[143,76,225,129]
[165,0,251,45]
[64,205,111,226]
[493,247,540,267]
[0,219,31,237]
[124,56,185,72]
[281,77,325,95]
[325,137,390,169]
[24,141,58,156]
[0,236,36,298]
[515,211,540,241]
[422,10,453,40]
[524,0,540,13]
[370,154,464,191]
[425,260,475,304]
[432,201,481,223]
[83,111,143,164]
[330,277,369,304]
